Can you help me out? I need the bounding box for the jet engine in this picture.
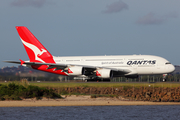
[67,66,85,76]
[96,69,113,78]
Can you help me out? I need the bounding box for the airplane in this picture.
[4,26,175,82]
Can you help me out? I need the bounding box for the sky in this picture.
[0,0,180,67]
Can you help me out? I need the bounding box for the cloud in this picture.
[102,0,128,14]
[164,12,178,19]
[136,12,178,25]
[136,12,163,25]
[11,0,46,8]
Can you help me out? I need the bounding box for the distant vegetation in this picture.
[0,83,61,101]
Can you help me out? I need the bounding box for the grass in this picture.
[30,82,180,88]
[1,81,180,88]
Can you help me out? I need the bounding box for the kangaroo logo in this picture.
[21,38,47,63]
[37,49,47,57]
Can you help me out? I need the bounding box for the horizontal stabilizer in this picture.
[4,61,21,64]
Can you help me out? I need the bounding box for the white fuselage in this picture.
[53,55,175,76]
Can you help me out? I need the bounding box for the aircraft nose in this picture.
[168,64,175,73]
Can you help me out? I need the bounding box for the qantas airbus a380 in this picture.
[5,26,175,81]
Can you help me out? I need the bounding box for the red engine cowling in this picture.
[96,69,113,78]
[68,66,85,76]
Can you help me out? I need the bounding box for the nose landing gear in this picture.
[162,74,167,82]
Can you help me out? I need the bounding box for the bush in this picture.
[0,97,5,101]
[91,95,97,98]
[0,83,62,100]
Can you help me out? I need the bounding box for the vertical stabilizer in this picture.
[16,26,55,63]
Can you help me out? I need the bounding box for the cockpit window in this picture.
[165,62,171,64]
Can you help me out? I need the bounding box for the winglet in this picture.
[19,59,25,65]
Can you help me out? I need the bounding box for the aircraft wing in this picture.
[4,60,131,76]
[4,60,66,67]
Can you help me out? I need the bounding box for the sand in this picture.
[0,95,180,107]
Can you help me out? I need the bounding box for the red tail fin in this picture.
[16,26,55,63]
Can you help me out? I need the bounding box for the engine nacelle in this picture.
[96,69,113,78]
[68,66,84,76]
